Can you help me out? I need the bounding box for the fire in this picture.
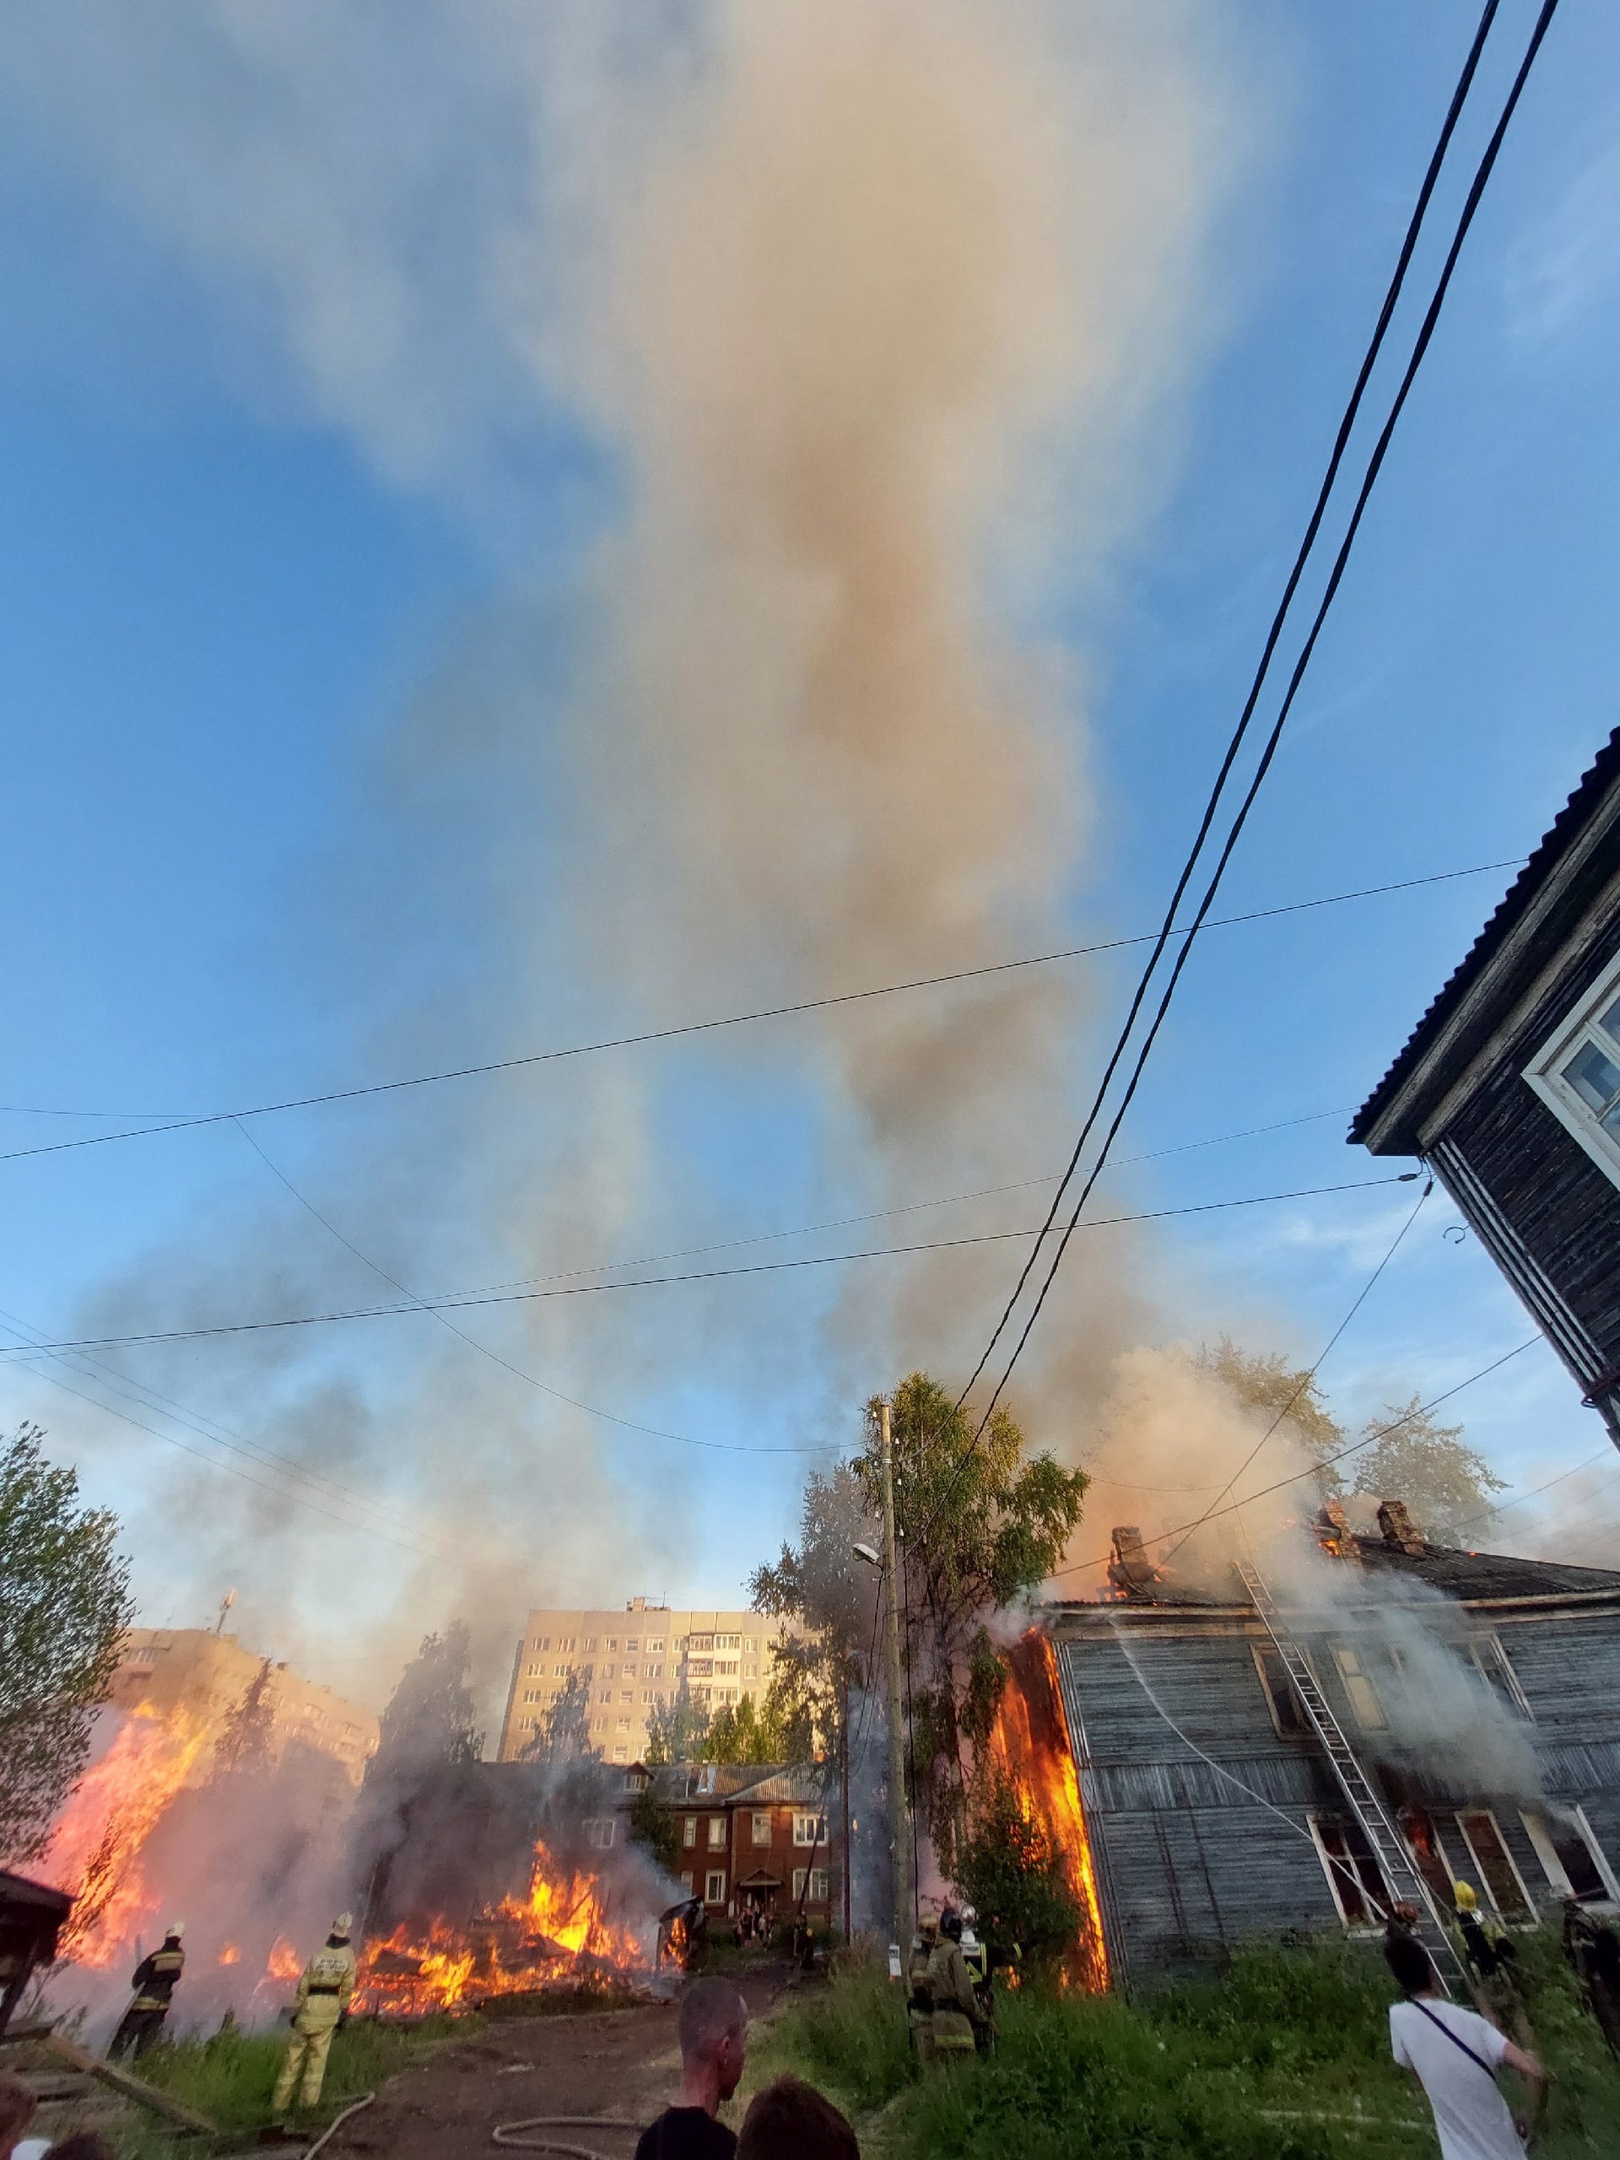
[356,1834,651,2016]
[219,1943,240,1966]
[43,1701,213,1967]
[266,1936,304,1984]
[981,1633,1109,1991]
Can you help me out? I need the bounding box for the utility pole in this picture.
[877,1398,914,1952]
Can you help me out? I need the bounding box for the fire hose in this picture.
[303,2092,376,2158]
[490,2115,644,2156]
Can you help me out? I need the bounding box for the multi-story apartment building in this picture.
[112,1629,379,1784]
[498,1597,782,1763]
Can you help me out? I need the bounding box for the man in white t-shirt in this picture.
[1385,1932,1545,2160]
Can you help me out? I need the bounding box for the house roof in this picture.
[1350,725,1620,1149]
[640,1761,828,1805]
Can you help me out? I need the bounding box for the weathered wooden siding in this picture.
[1051,1602,1620,1989]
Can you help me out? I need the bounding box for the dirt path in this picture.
[325,1965,793,2160]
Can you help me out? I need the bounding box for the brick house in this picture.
[619,1762,839,1929]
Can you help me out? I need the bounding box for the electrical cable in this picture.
[1446,1446,1618,1534]
[1047,1337,1540,1584]
[952,0,1518,1428]
[0,1175,1415,1360]
[1155,1178,1433,1571]
[0,860,1520,1167]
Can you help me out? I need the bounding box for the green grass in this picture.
[755,1931,1620,2160]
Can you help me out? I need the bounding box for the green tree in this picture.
[953,1770,1081,1962]
[212,1655,277,1779]
[1197,1338,1345,1467]
[627,1780,679,1873]
[366,1621,483,1786]
[751,1460,879,1775]
[644,1681,711,1767]
[0,1424,134,1865]
[522,1670,597,1765]
[859,1373,1088,1871]
[1349,1400,1506,1541]
[706,1693,793,1765]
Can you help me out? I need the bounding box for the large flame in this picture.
[982,1633,1108,1991]
[43,1701,214,1967]
[356,1834,652,2016]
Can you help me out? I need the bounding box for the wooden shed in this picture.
[1047,1519,1620,1990]
[0,1869,73,2037]
[1352,725,1620,1445]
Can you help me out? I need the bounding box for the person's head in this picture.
[737,2076,859,2160]
[0,2073,38,2159]
[678,1977,748,2105]
[939,1908,962,1943]
[44,2136,117,2160]
[328,1910,353,1947]
[1385,1932,1438,1999]
[1452,1881,1477,1914]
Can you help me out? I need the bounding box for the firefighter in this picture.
[272,1913,357,2117]
[1563,1897,1620,2058]
[907,1916,939,2065]
[1452,1882,1533,2049]
[108,1923,185,2060]
[926,1909,989,2062]
[957,1907,995,2052]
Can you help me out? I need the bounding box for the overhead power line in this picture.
[0,860,1517,1167]
[0,1174,1415,1360]
[952,0,1559,1447]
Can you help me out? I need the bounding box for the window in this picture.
[1522,1807,1618,1904]
[560,1637,576,1651]
[790,1868,830,1903]
[689,1635,714,1653]
[1526,956,1620,1189]
[586,1818,616,1849]
[1470,1636,1531,1719]
[625,1639,639,1652]
[697,1765,717,1793]
[617,1717,632,1730]
[793,1813,828,1847]
[1330,1645,1387,1730]
[647,1663,663,1677]
[526,1663,544,1677]
[715,1660,739,1676]
[1455,1811,1535,1922]
[1310,1815,1390,1928]
[716,1634,741,1650]
[689,1659,714,1678]
[744,1638,757,1653]
[603,1663,616,1680]
[600,1690,613,1705]
[614,1744,629,1761]
[648,1641,665,1654]
[607,1638,619,1651]
[536,1637,551,1651]
[554,1665,570,1678]
[680,1871,694,1893]
[683,1817,698,1848]
[623,1664,637,1677]
[752,1811,773,1847]
[1252,1645,1308,1736]
[707,1816,727,1850]
[705,1871,727,1905]
[642,1690,655,1706]
[620,1691,633,1704]
[586,1638,598,1651]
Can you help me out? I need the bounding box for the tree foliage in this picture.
[751,1460,880,1769]
[212,1655,277,1779]
[860,1373,1088,1870]
[366,1621,483,1786]
[1196,1338,1344,1466]
[521,1669,596,1766]
[952,1771,1082,1962]
[0,1424,134,1866]
[627,1780,680,1873]
[643,1680,713,1767]
[706,1693,795,1765]
[1348,1400,1507,1541]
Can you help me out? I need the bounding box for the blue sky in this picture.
[1,0,1617,1712]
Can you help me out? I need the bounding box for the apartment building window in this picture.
[689,1635,713,1653]
[705,1871,727,1905]
[586,1818,616,1850]
[689,1659,713,1678]
[715,1660,739,1677]
[1455,1811,1536,1921]
[647,1664,663,1678]
[607,1638,619,1651]
[642,1690,654,1706]
[647,1640,665,1654]
[560,1638,576,1651]
[526,1663,545,1677]
[600,1690,613,1705]
[625,1638,639,1652]
[1310,1814,1389,1928]
[716,1634,741,1651]
[535,1637,551,1651]
[586,1638,598,1651]
[602,1664,616,1680]
[793,1814,827,1847]
[622,1663,637,1677]
[522,1690,542,1704]
[554,1665,570,1678]
[614,1745,629,1762]
[684,1818,698,1848]
[752,1812,773,1847]
[707,1817,727,1850]
[617,1717,632,1730]
[620,1691,633,1704]
[1330,1645,1387,1730]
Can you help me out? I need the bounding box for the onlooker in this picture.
[0,2073,47,2160]
[634,1978,749,2160]
[43,2137,117,2160]
[1385,1933,1544,2160]
[736,2076,858,2160]
[1563,1897,1620,2057]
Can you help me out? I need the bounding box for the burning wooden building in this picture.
[1043,1510,1620,1989]
[1352,722,1620,1448]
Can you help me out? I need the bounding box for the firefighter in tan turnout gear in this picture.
[272,1913,357,2115]
[926,1908,990,2060]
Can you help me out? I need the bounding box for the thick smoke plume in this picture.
[0,2,1235,1703]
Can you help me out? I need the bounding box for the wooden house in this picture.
[624,1762,838,1934]
[1352,725,1620,1444]
[1047,1516,1620,1989]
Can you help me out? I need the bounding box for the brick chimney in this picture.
[1376,1498,1426,1555]
[1107,1526,1162,1599]
[1314,1497,1354,1558]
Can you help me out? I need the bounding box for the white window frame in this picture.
[1520,1806,1620,1905]
[683,1816,698,1848]
[1469,1634,1532,1720]
[793,1812,828,1848]
[752,1811,773,1847]
[707,1815,727,1850]
[1454,1809,1538,1924]
[1250,1643,1310,1737]
[705,1870,727,1905]
[585,1817,616,1850]
[1308,1812,1389,1931]
[1525,947,1620,1190]
[1330,1644,1388,1731]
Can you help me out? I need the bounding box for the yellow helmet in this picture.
[1452,1881,1478,1913]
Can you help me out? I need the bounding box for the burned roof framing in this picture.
[1352,725,1620,1442]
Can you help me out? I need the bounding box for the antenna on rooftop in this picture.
[215,1587,237,1636]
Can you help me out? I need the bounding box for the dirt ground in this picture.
[324,1964,793,2160]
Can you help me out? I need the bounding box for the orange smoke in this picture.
[43,1701,213,1968]
[356,1833,650,2016]
[982,1633,1108,1991]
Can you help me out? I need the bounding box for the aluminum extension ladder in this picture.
[1235,1558,1467,1986]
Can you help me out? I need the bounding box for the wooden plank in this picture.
[44,2033,218,2135]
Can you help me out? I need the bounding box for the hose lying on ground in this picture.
[304,2091,376,2157]
[491,2113,644,2154]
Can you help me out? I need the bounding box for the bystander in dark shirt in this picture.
[634,2108,737,2160]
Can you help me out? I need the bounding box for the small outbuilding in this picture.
[0,1869,73,2037]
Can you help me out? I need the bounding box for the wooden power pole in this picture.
[877,1398,915,1951]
